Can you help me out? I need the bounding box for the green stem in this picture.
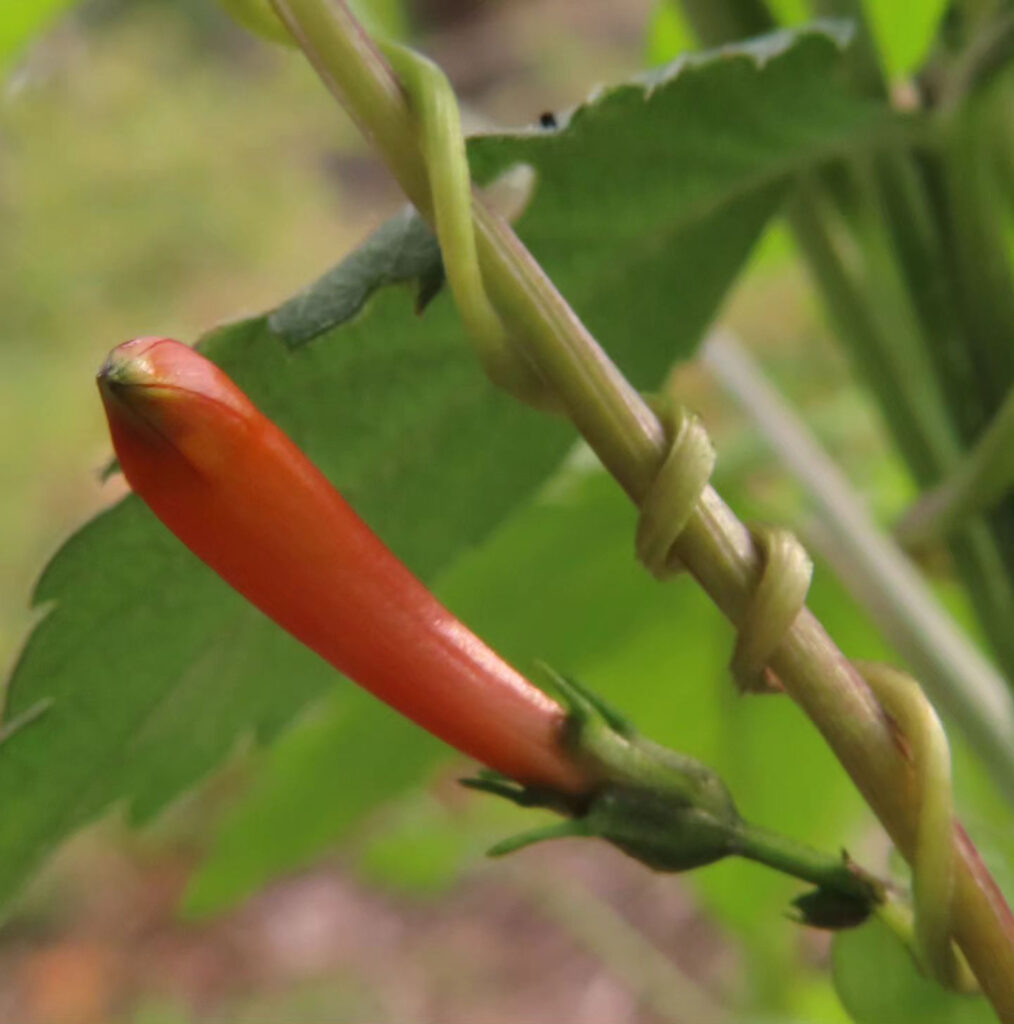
[898,386,1014,545]
[920,120,1014,441]
[933,9,1014,112]
[787,185,958,483]
[860,149,978,441]
[917,104,1014,612]
[733,822,874,901]
[267,0,1014,1012]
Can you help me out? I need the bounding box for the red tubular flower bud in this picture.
[97,336,588,794]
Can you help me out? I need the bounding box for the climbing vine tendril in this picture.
[635,401,716,579]
[857,662,976,992]
[729,526,812,694]
[380,41,555,409]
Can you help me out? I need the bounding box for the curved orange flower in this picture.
[98,337,588,794]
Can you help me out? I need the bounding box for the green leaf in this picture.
[1,26,886,913]
[184,688,442,915]
[644,0,811,67]
[866,0,948,78]
[645,0,696,67]
[0,0,76,69]
[768,0,809,26]
[270,206,442,345]
[832,916,994,1023]
[354,792,492,895]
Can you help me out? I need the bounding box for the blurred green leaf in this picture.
[0,0,76,68]
[354,793,484,895]
[645,0,695,66]
[184,688,442,915]
[1,26,887,913]
[866,0,948,78]
[832,916,994,1023]
[768,0,809,25]
[645,0,809,66]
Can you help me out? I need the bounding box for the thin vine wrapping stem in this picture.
[855,662,964,987]
[268,0,1014,1013]
[379,41,553,406]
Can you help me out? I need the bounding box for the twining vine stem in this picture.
[268,0,1014,1014]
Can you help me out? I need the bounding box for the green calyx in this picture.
[464,668,883,929]
[463,669,740,873]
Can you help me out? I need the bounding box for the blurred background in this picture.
[0,1,1009,1022]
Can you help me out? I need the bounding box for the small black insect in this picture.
[538,111,557,129]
